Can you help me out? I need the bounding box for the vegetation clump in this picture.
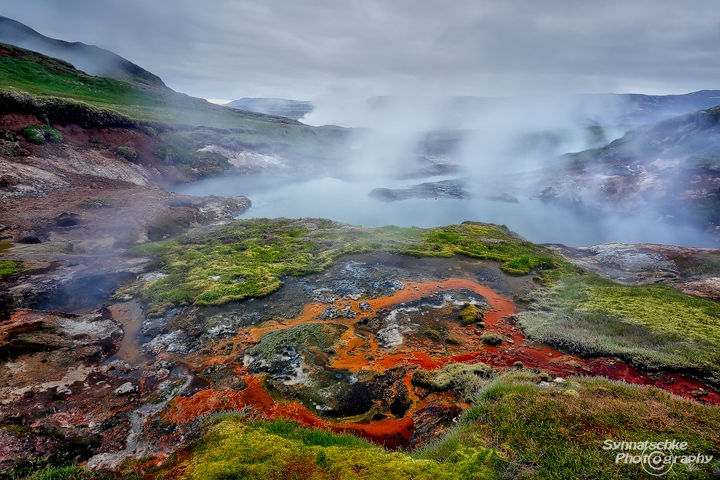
[167,416,464,480]
[245,323,345,360]
[18,466,131,479]
[406,222,560,275]
[411,362,495,392]
[423,328,442,341]
[116,146,137,161]
[480,332,504,345]
[155,138,230,178]
[0,259,21,279]
[458,303,484,325]
[22,124,63,144]
[1,139,29,156]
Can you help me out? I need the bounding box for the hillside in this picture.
[533,105,720,230]
[0,16,165,88]
[596,90,720,124]
[0,42,350,174]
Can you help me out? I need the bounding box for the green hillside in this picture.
[0,42,347,159]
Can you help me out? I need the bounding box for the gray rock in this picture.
[113,382,138,396]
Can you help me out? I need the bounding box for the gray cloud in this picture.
[1,0,719,100]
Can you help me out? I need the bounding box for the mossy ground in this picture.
[0,259,21,279]
[416,371,720,479]
[246,323,346,360]
[516,272,720,385]
[153,415,497,480]
[145,373,720,480]
[412,362,495,400]
[129,219,565,316]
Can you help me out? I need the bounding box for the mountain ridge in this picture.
[0,15,166,88]
[225,97,314,120]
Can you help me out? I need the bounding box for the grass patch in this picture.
[157,415,495,480]
[18,466,133,479]
[0,259,21,279]
[415,371,720,479]
[515,272,720,385]
[129,219,565,316]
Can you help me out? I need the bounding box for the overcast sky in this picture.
[2,0,720,102]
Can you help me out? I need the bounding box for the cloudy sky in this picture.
[2,0,720,102]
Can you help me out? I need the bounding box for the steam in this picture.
[174,92,719,248]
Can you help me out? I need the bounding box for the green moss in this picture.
[515,273,720,385]
[412,362,495,391]
[246,324,345,360]
[582,284,720,344]
[170,417,497,480]
[116,146,137,161]
[0,259,21,279]
[405,223,561,275]
[131,219,565,316]
[424,328,442,341]
[459,304,484,325]
[22,124,63,144]
[3,424,34,437]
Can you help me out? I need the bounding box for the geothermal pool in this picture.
[172,174,719,248]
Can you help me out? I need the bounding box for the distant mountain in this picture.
[225,98,314,120]
[0,15,166,88]
[364,92,720,127]
[533,105,720,229]
[583,90,720,125]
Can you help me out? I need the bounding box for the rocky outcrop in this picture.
[369,179,468,202]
